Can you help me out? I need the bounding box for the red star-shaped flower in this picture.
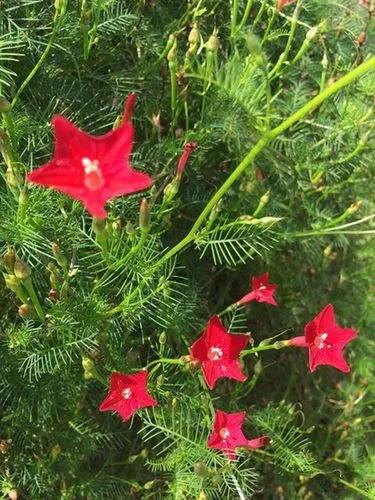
[237,272,278,306]
[99,370,157,421]
[208,410,270,460]
[190,315,249,390]
[289,304,357,373]
[27,115,152,218]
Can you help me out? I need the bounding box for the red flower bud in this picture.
[176,142,198,178]
[122,92,137,123]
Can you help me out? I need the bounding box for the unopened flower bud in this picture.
[126,221,135,236]
[189,23,200,44]
[356,32,366,46]
[167,42,177,62]
[277,0,296,11]
[260,190,271,205]
[7,490,19,500]
[139,198,150,233]
[18,304,32,318]
[163,180,179,202]
[156,374,164,387]
[306,26,319,42]
[254,359,263,375]
[123,92,137,123]
[321,52,328,70]
[4,274,20,291]
[206,31,219,52]
[159,331,167,345]
[52,243,68,269]
[5,168,19,188]
[82,356,97,380]
[0,96,11,113]
[2,247,16,273]
[198,491,208,500]
[0,439,10,453]
[348,200,361,214]
[14,259,31,280]
[194,462,209,477]
[179,355,192,364]
[323,244,333,258]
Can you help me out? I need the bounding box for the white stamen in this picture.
[219,427,230,439]
[208,347,224,361]
[315,332,328,349]
[82,157,100,173]
[121,387,132,399]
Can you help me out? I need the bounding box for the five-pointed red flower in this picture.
[237,272,278,306]
[208,410,270,460]
[190,315,249,389]
[99,370,157,421]
[289,304,357,373]
[27,115,152,218]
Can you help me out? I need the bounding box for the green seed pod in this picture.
[126,221,135,236]
[163,180,179,203]
[167,41,177,62]
[14,259,31,281]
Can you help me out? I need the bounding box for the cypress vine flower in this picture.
[27,115,152,218]
[237,272,278,306]
[289,304,357,373]
[207,410,270,460]
[99,371,157,421]
[190,315,249,389]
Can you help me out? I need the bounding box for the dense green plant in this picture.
[0,0,374,498]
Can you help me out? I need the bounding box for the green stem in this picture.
[231,0,240,38]
[23,278,45,321]
[269,0,302,79]
[11,19,60,109]
[252,1,267,31]
[236,0,255,35]
[109,56,375,315]
[338,479,373,500]
[241,341,289,357]
[145,358,184,370]
[261,7,277,46]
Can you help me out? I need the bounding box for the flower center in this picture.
[219,427,230,439]
[121,387,132,399]
[207,347,224,361]
[314,332,328,349]
[82,157,105,191]
[258,285,266,290]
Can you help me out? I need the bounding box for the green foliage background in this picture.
[0,0,374,498]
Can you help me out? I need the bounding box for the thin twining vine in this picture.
[108,56,375,315]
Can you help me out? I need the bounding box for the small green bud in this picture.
[194,462,209,477]
[0,96,11,113]
[82,356,97,380]
[18,304,33,318]
[4,274,21,292]
[5,168,19,188]
[14,259,31,280]
[323,244,333,258]
[156,374,164,387]
[51,243,68,269]
[306,26,319,43]
[347,200,361,214]
[188,24,200,45]
[126,221,135,235]
[167,42,177,62]
[50,443,61,461]
[254,359,262,375]
[2,247,16,273]
[139,198,150,233]
[260,190,271,205]
[206,31,219,52]
[159,331,167,345]
[163,180,179,203]
[321,52,328,70]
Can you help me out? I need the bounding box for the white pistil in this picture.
[207,347,224,361]
[121,387,132,399]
